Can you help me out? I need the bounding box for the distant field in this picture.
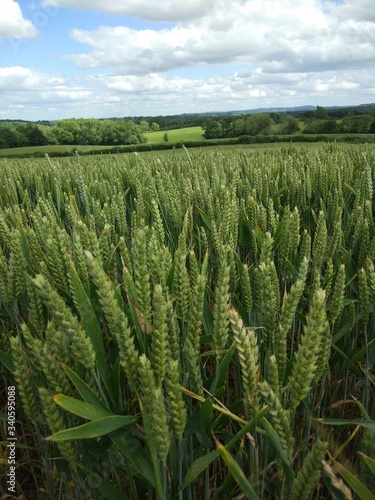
[145,126,204,143]
[0,144,114,156]
[0,127,205,156]
[139,142,362,158]
[0,127,373,157]
[0,141,332,159]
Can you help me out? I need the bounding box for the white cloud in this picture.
[0,0,38,39]
[42,0,215,22]
[0,66,64,90]
[333,0,375,22]
[0,67,94,118]
[314,77,360,92]
[63,0,375,77]
[2,0,375,119]
[1,64,374,120]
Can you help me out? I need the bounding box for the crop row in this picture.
[0,145,374,498]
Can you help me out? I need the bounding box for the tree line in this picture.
[0,118,146,149]
[201,106,375,140]
[1,104,374,149]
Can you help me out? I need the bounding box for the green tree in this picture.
[227,118,246,137]
[0,125,21,148]
[203,120,224,139]
[53,126,74,145]
[269,112,284,123]
[320,119,338,133]
[303,118,321,134]
[341,115,373,133]
[55,119,82,144]
[281,116,300,134]
[78,118,102,145]
[151,122,160,131]
[24,124,48,146]
[244,113,272,135]
[128,134,140,144]
[38,124,58,145]
[140,120,150,132]
[316,105,328,119]
[304,110,315,119]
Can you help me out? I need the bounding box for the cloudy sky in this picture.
[0,0,374,120]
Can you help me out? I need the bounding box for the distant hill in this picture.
[1,103,374,126]
[126,103,375,127]
[196,103,374,116]
[202,105,317,116]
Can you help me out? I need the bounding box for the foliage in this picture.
[53,118,146,146]
[1,101,375,151]
[0,122,49,149]
[303,115,374,135]
[0,144,375,499]
[341,115,374,134]
[0,118,146,150]
[280,116,300,134]
[203,113,272,139]
[316,105,329,119]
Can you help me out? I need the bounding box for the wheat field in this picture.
[0,144,374,499]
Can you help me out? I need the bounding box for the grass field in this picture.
[0,142,284,158]
[0,144,115,156]
[0,127,204,156]
[145,126,204,143]
[0,141,342,160]
[0,124,375,158]
[0,125,374,157]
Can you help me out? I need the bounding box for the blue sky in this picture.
[0,0,374,120]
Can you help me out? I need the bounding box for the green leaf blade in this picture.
[53,394,112,420]
[216,440,259,500]
[47,415,137,441]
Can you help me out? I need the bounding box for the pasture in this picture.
[145,126,205,143]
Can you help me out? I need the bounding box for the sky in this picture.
[0,0,374,120]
